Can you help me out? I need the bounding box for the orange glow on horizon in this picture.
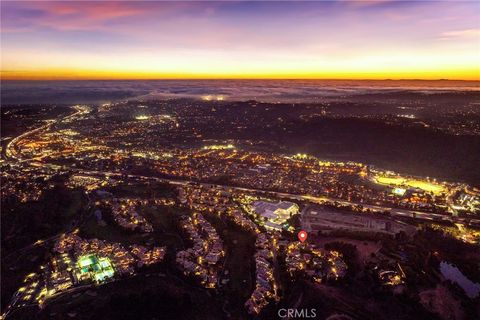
[2,1,479,82]
[2,69,479,81]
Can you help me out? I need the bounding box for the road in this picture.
[5,105,89,161]
[57,167,480,226]
[5,104,480,228]
[3,103,479,319]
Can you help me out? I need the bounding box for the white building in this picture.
[253,201,299,231]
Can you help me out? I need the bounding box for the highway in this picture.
[5,105,89,161]
[58,167,480,226]
[3,102,480,320]
[5,104,480,228]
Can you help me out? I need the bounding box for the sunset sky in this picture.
[1,1,479,80]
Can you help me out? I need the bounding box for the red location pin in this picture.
[298,230,308,242]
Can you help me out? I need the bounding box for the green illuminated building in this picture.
[75,254,115,283]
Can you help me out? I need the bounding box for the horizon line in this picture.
[2,78,479,82]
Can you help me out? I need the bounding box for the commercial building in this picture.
[301,206,416,236]
[252,200,299,231]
